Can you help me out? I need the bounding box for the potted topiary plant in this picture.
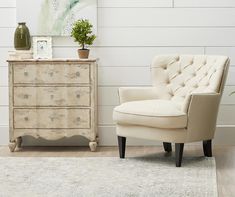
[71,19,96,59]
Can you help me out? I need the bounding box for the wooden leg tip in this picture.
[118,136,126,159]
[8,141,17,152]
[89,142,97,152]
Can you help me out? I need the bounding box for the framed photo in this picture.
[33,36,52,59]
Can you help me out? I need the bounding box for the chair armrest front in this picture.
[118,87,158,104]
[185,92,221,141]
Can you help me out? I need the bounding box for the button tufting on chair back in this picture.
[114,54,230,167]
[151,55,229,104]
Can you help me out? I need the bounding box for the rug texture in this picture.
[0,156,217,197]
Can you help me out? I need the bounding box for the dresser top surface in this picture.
[7,58,97,63]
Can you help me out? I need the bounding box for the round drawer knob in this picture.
[76,117,81,121]
[24,71,28,76]
[76,94,80,98]
[24,94,28,99]
[49,72,54,77]
[50,117,54,122]
[24,117,28,121]
[76,72,80,77]
[50,95,54,99]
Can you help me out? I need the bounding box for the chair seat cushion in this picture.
[113,100,187,129]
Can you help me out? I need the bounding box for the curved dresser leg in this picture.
[89,141,97,152]
[16,137,22,148]
[8,141,17,152]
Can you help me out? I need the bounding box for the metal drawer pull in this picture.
[76,72,80,77]
[24,71,28,76]
[49,72,54,77]
[76,117,81,121]
[24,94,29,99]
[76,94,80,98]
[50,95,54,99]
[24,117,28,121]
[50,117,54,122]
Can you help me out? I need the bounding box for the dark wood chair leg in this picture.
[118,136,126,159]
[175,143,184,167]
[203,140,212,157]
[163,142,172,152]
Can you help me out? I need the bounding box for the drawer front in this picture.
[14,108,90,129]
[14,86,90,107]
[13,63,90,84]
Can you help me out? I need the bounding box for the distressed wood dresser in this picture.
[8,59,98,152]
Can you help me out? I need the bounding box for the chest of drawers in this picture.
[8,59,98,152]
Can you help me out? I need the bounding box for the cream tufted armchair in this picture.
[113,55,229,167]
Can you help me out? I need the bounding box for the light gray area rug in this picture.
[0,156,217,197]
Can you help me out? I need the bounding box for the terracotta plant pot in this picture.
[78,49,89,59]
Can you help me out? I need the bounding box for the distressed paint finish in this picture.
[14,86,90,106]
[13,63,90,84]
[8,59,98,151]
[14,108,90,129]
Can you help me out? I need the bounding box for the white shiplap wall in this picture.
[0,0,235,146]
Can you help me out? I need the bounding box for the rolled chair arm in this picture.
[118,87,159,104]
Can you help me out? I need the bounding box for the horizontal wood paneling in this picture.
[98,106,114,125]
[0,28,15,47]
[98,0,172,8]
[205,47,235,65]
[0,87,8,105]
[98,86,235,106]
[174,0,235,8]
[0,0,15,7]
[53,27,235,47]
[0,67,8,87]
[221,86,235,104]
[98,67,151,86]
[95,27,235,47]
[0,126,9,145]
[54,47,204,66]
[226,66,235,85]
[0,8,15,27]
[217,106,235,125]
[54,28,235,47]
[0,48,12,67]
[99,8,235,27]
[0,106,8,125]
[98,66,235,86]
[98,87,119,106]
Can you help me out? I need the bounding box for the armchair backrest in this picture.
[151,55,229,103]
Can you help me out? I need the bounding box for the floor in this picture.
[0,145,234,197]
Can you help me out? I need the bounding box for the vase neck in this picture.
[18,22,26,25]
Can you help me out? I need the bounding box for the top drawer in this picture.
[13,63,90,84]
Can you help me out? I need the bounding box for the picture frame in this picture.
[33,36,52,59]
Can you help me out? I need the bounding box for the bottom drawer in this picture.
[14,108,90,129]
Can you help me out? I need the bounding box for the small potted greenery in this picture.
[71,19,96,59]
[230,91,235,96]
